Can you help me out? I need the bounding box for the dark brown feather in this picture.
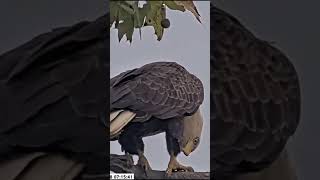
[211,6,300,175]
[110,62,204,121]
[0,15,108,156]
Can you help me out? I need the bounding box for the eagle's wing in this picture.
[110,62,204,120]
[212,6,300,175]
[0,15,108,156]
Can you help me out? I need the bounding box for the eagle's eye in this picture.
[193,137,199,145]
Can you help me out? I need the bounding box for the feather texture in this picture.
[211,6,300,176]
[0,152,85,180]
[110,110,136,139]
[110,62,204,122]
[0,15,108,158]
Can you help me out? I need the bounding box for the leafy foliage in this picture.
[110,1,201,42]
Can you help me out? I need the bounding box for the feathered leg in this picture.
[118,129,152,175]
[137,149,152,172]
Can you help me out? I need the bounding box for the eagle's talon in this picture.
[125,153,134,168]
[185,166,194,172]
[137,157,152,170]
[137,152,152,177]
[165,168,173,177]
[166,155,194,177]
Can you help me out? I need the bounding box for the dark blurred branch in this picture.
[110,154,210,179]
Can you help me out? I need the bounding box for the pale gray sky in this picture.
[110,1,210,172]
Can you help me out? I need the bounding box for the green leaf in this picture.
[144,2,166,40]
[119,1,136,15]
[117,15,134,42]
[110,2,119,27]
[110,0,201,42]
[164,1,185,11]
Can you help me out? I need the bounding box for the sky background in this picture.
[214,0,320,179]
[110,1,210,172]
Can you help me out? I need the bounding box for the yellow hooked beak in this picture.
[182,141,194,156]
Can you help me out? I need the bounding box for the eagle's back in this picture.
[0,15,108,156]
[110,62,204,121]
[211,6,300,175]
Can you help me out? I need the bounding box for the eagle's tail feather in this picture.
[110,110,124,122]
[110,110,136,138]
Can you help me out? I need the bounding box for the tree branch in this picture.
[110,154,210,179]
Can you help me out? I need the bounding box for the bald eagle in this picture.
[211,5,300,179]
[0,15,108,179]
[110,61,204,175]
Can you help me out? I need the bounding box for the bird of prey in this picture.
[110,61,204,176]
[211,5,300,180]
[0,15,108,179]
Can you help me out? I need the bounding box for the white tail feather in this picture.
[110,110,124,122]
[110,110,136,138]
